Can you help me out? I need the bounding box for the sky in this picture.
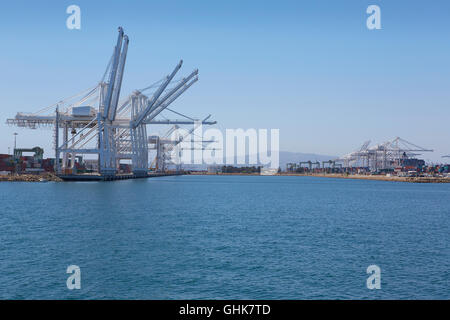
[0,0,449,162]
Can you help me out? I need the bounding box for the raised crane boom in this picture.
[103,27,124,120]
[133,60,183,127]
[143,71,198,124]
[109,35,129,121]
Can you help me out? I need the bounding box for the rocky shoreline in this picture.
[3,172,449,183]
[280,173,450,183]
[0,173,63,182]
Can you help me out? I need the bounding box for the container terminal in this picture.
[2,28,449,183]
[2,133,450,183]
[4,27,216,182]
[2,138,450,182]
[285,137,447,178]
[188,137,450,183]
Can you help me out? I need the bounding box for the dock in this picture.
[58,172,183,182]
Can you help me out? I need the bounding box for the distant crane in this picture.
[299,161,312,170]
[149,115,216,172]
[338,137,433,170]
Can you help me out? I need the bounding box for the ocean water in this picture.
[0,175,448,299]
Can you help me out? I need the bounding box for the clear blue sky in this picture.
[1,0,449,162]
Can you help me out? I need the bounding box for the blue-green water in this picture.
[0,176,448,299]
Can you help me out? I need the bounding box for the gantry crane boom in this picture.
[144,72,198,123]
[103,27,124,120]
[109,35,129,121]
[133,60,183,127]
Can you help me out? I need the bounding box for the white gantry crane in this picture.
[6,27,216,177]
[337,137,433,170]
[148,115,216,172]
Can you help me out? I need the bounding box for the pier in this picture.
[58,172,183,182]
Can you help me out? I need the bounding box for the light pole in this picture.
[13,133,18,175]
[13,132,18,151]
